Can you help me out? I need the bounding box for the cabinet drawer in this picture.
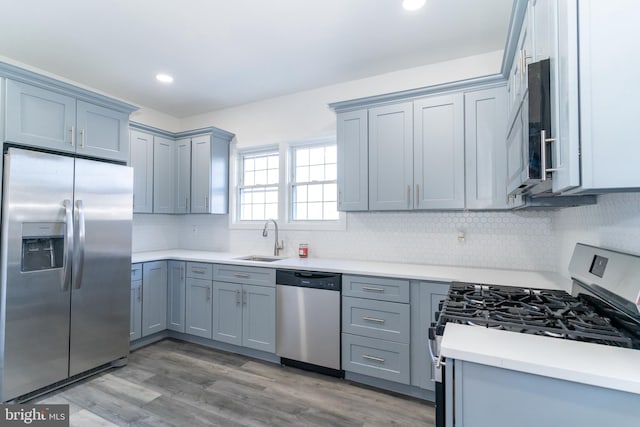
[186,262,213,280]
[214,264,275,287]
[342,297,410,343]
[341,333,410,384]
[131,264,142,281]
[342,275,410,303]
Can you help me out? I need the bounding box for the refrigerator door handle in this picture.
[73,200,86,290]
[61,199,74,291]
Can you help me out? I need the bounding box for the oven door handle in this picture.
[427,336,438,364]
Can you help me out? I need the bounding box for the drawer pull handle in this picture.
[362,286,385,292]
[235,273,250,279]
[192,269,206,274]
[363,316,385,324]
[362,354,385,363]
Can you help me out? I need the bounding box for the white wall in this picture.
[179,51,503,145]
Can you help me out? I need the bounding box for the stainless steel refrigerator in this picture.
[0,147,133,402]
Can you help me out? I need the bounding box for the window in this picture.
[291,143,339,221]
[238,150,279,221]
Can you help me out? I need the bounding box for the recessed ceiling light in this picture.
[403,0,426,11]
[156,73,174,84]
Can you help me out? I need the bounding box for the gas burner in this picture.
[437,282,634,348]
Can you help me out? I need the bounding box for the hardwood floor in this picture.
[36,339,435,426]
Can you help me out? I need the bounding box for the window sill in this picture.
[229,215,347,232]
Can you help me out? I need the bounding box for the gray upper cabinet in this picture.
[413,93,465,210]
[465,86,509,210]
[5,80,76,153]
[142,261,167,337]
[191,134,230,214]
[368,102,413,211]
[153,136,175,214]
[174,138,191,214]
[130,129,154,213]
[167,261,186,333]
[75,100,129,163]
[337,109,368,211]
[4,78,132,162]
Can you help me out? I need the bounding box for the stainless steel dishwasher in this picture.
[276,270,342,376]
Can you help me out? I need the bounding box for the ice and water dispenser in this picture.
[21,223,64,272]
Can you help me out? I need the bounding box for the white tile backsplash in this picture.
[553,193,640,277]
[131,193,640,276]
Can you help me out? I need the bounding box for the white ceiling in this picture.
[0,0,513,118]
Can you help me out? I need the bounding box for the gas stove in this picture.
[434,282,635,348]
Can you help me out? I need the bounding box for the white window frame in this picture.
[230,137,346,231]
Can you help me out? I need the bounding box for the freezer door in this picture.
[69,158,132,376]
[0,148,75,401]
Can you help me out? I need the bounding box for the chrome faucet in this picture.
[262,219,284,256]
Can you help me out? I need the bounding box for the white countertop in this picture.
[441,323,640,395]
[131,249,571,290]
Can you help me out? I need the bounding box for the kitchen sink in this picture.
[235,255,284,262]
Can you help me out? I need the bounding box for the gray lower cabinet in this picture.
[212,282,276,353]
[167,261,186,333]
[449,359,640,427]
[212,264,276,353]
[342,275,411,385]
[142,261,168,337]
[410,280,450,391]
[186,277,213,339]
[130,264,143,341]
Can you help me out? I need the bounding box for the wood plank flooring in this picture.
[37,339,435,426]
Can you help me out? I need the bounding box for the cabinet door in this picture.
[506,101,528,196]
[167,261,186,333]
[153,136,175,213]
[507,10,530,120]
[414,94,465,210]
[5,80,76,153]
[129,129,154,213]
[212,281,243,346]
[368,102,413,211]
[174,138,191,213]
[553,0,580,193]
[410,281,450,391]
[76,100,129,162]
[337,110,368,211]
[186,278,213,338]
[190,135,211,213]
[530,0,556,62]
[242,284,276,353]
[142,261,167,337]
[465,86,509,210]
[130,279,142,341]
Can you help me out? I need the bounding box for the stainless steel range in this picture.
[428,243,640,427]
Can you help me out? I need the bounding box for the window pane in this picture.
[296,148,309,166]
[296,166,309,183]
[307,184,323,202]
[241,204,252,220]
[265,203,278,220]
[324,183,337,202]
[244,158,255,172]
[244,171,255,186]
[268,155,279,169]
[265,189,278,204]
[255,169,267,185]
[309,147,324,165]
[295,203,307,220]
[252,204,264,220]
[324,202,339,220]
[309,164,324,181]
[254,156,267,170]
[295,185,308,203]
[325,164,337,181]
[253,190,265,204]
[307,202,323,220]
[267,169,279,184]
